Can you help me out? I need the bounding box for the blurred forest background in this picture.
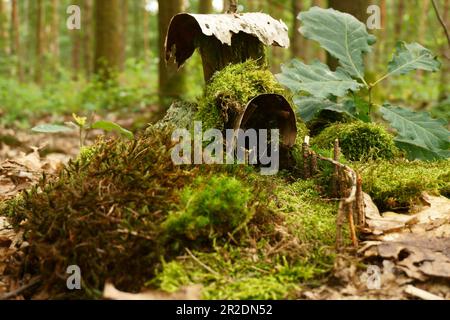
[0,0,448,129]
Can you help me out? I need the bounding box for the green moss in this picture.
[313,122,399,161]
[150,178,338,300]
[355,159,450,211]
[195,60,286,130]
[163,175,253,242]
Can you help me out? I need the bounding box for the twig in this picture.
[431,0,450,49]
[347,202,358,247]
[185,248,219,276]
[332,139,340,198]
[302,136,311,179]
[0,276,42,300]
[404,285,444,300]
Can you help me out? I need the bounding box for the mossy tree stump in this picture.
[165,12,298,160]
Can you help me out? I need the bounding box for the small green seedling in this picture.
[32,113,134,148]
[277,7,450,161]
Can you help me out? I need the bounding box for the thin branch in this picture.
[185,248,219,276]
[0,277,41,300]
[431,0,450,49]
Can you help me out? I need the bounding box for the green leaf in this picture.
[380,104,450,160]
[31,124,75,133]
[298,7,376,83]
[276,60,362,99]
[91,120,134,139]
[293,97,357,122]
[387,42,441,76]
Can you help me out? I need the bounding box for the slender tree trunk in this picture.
[11,0,23,80]
[49,0,59,71]
[327,0,369,70]
[313,0,327,62]
[83,0,93,78]
[439,0,449,100]
[291,0,306,60]
[121,0,128,62]
[199,0,213,13]
[417,0,430,78]
[0,0,7,55]
[269,0,284,72]
[375,0,387,72]
[394,0,405,39]
[143,0,150,56]
[94,0,124,80]
[71,0,81,80]
[35,0,44,84]
[158,0,186,105]
[132,0,141,59]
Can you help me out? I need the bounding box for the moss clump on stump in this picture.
[313,122,399,161]
[195,60,286,130]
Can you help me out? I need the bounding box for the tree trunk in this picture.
[71,1,81,80]
[0,0,7,55]
[199,0,213,13]
[132,0,141,59]
[394,0,405,39]
[158,0,186,105]
[312,0,326,62]
[11,0,23,80]
[291,0,306,60]
[143,0,150,56]
[327,0,369,70]
[439,0,449,100]
[34,0,44,84]
[94,0,124,80]
[269,0,284,72]
[121,0,128,62]
[49,0,59,71]
[83,0,93,78]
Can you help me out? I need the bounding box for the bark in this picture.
[94,0,124,79]
[327,0,369,70]
[199,0,213,14]
[158,0,186,104]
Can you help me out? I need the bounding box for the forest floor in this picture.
[0,119,449,300]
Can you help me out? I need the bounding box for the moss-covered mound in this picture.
[1,127,281,298]
[195,60,286,130]
[1,122,341,298]
[313,122,399,161]
[355,160,450,211]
